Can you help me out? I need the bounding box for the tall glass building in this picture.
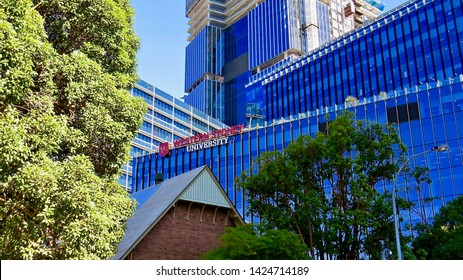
[184,0,384,126]
[118,80,227,191]
[246,0,462,122]
[132,0,463,235]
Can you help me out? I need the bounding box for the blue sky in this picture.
[132,0,408,98]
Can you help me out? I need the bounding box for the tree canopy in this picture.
[0,0,146,259]
[202,224,309,260]
[412,195,463,259]
[237,112,408,259]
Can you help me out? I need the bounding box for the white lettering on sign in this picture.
[186,137,229,152]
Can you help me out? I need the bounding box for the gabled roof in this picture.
[112,165,244,260]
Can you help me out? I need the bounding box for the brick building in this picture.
[112,165,244,260]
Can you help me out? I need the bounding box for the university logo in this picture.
[159,142,170,158]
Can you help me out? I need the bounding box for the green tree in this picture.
[0,0,146,259]
[202,224,309,260]
[33,0,139,88]
[237,112,409,259]
[407,166,434,226]
[412,195,463,259]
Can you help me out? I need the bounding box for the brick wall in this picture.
[129,200,239,260]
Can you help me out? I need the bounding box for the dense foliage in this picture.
[412,195,463,259]
[202,224,309,260]
[237,113,408,259]
[0,0,146,259]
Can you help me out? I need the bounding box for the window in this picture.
[387,102,420,124]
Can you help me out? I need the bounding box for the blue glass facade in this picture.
[185,26,224,92]
[316,1,330,47]
[132,77,463,229]
[118,80,227,191]
[184,26,225,120]
[223,16,250,126]
[247,0,463,124]
[132,0,463,234]
[248,0,299,69]
[184,0,384,126]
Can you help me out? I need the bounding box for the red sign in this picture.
[158,124,244,157]
[172,124,244,148]
[159,142,170,158]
